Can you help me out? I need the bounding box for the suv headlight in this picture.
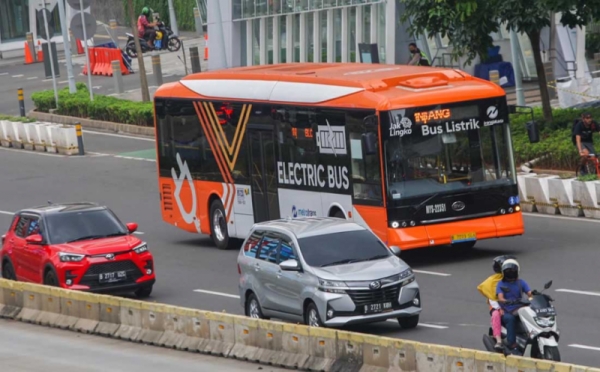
[535,316,556,328]
[133,243,148,254]
[59,252,85,262]
[318,279,348,294]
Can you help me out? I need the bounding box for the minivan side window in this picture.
[278,236,297,263]
[243,229,265,258]
[256,234,280,264]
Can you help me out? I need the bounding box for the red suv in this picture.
[0,202,155,298]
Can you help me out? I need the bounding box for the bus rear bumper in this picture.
[388,211,524,250]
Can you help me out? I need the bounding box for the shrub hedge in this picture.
[0,114,36,123]
[31,83,154,127]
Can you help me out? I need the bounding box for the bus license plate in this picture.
[451,232,476,243]
[99,271,127,283]
[363,302,392,315]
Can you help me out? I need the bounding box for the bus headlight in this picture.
[391,221,400,228]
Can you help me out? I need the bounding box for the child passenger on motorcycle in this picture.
[496,259,533,351]
[478,255,514,351]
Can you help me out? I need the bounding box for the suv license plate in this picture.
[99,271,127,283]
[363,302,393,314]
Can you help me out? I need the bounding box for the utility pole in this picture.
[57,0,76,93]
[167,0,179,36]
[128,0,150,102]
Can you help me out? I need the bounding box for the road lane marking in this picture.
[412,270,451,277]
[385,319,448,329]
[0,73,8,76]
[556,289,600,297]
[27,77,38,80]
[569,344,600,352]
[0,211,15,216]
[12,74,24,78]
[82,129,155,142]
[523,212,600,224]
[193,289,240,299]
[133,232,144,235]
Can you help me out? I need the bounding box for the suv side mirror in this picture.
[25,234,43,245]
[280,259,301,271]
[126,222,138,234]
[390,246,401,257]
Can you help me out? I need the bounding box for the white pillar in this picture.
[385,0,395,64]
[286,15,293,63]
[299,12,307,62]
[341,7,349,63]
[313,11,321,62]
[246,20,253,66]
[576,25,586,79]
[260,17,267,65]
[327,9,334,63]
[273,16,280,64]
[355,6,363,63]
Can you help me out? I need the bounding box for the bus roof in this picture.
[155,63,506,110]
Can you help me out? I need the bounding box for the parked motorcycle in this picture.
[125,17,181,58]
[482,280,560,361]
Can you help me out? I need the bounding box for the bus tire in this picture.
[210,199,230,250]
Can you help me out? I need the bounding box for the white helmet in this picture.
[501,259,520,280]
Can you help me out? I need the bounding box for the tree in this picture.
[128,0,151,102]
[400,0,600,122]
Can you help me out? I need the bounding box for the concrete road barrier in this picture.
[0,120,82,155]
[1,278,598,372]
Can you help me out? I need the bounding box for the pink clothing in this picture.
[137,16,149,38]
[491,309,502,337]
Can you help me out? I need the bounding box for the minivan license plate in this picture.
[99,271,126,283]
[363,302,392,314]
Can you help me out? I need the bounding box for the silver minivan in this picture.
[237,217,421,328]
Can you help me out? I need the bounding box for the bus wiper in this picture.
[413,193,440,215]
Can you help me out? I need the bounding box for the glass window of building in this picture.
[377,2,386,62]
[242,0,255,18]
[349,6,356,62]
[252,18,260,65]
[280,16,287,63]
[306,13,314,62]
[269,0,281,15]
[257,0,267,16]
[293,14,300,62]
[334,8,342,62]
[35,2,63,38]
[320,10,327,62]
[0,0,30,42]
[298,0,309,11]
[310,0,323,10]
[267,17,274,64]
[362,5,370,43]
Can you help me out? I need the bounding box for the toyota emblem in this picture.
[452,201,466,212]
[105,253,115,260]
[369,281,381,290]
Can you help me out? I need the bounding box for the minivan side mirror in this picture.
[390,246,401,257]
[126,222,138,234]
[280,259,301,271]
[25,234,43,245]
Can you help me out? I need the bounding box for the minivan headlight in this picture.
[318,279,348,294]
[535,316,555,328]
[399,268,413,280]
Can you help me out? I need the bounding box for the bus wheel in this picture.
[210,199,230,250]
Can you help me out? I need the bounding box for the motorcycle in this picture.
[482,280,561,361]
[125,17,181,58]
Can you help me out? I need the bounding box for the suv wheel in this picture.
[210,199,230,250]
[245,293,266,319]
[305,302,324,327]
[44,268,59,287]
[398,314,419,329]
[2,260,16,280]
[135,285,153,299]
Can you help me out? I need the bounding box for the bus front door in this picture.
[248,127,281,223]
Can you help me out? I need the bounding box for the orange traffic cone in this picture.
[24,42,34,64]
[204,33,208,60]
[37,40,44,62]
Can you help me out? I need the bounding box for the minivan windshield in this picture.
[46,210,128,244]
[297,230,391,267]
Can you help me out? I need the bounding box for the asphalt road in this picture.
[1,131,599,367]
[0,319,288,372]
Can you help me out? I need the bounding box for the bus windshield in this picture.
[383,102,517,203]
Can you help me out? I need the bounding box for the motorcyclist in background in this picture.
[137,6,158,50]
[496,259,533,352]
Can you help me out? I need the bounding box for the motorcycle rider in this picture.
[477,255,515,351]
[496,259,533,351]
[137,6,158,49]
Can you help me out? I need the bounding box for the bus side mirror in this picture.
[527,121,540,143]
[362,132,378,155]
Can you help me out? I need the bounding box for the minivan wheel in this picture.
[245,293,266,319]
[398,314,419,329]
[210,199,230,250]
[305,302,324,327]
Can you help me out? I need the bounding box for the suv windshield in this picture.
[384,101,517,203]
[46,209,128,244]
[297,230,390,267]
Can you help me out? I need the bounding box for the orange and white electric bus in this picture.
[153,63,524,250]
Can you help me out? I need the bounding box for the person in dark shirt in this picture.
[407,43,430,66]
[496,259,533,351]
[574,112,600,174]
